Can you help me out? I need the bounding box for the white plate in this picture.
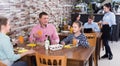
[61,31,70,33]
[49,44,63,51]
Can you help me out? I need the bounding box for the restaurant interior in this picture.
[0,0,120,66]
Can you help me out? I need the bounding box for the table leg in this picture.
[89,54,93,66]
[95,37,102,66]
[95,39,99,66]
[98,38,102,59]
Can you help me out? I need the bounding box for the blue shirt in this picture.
[62,33,89,48]
[84,22,100,32]
[103,12,116,27]
[0,33,21,66]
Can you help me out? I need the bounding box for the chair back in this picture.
[85,33,97,47]
[35,52,67,66]
[85,33,97,66]
[0,61,7,66]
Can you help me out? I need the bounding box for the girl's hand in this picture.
[61,41,65,45]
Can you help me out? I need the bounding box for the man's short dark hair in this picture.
[39,12,48,18]
[88,15,95,20]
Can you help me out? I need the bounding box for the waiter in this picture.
[100,3,116,60]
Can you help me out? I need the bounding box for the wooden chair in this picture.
[0,61,6,66]
[85,33,97,66]
[35,52,67,66]
[85,33,97,47]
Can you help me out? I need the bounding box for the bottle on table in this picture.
[45,35,50,50]
[48,36,51,45]
[58,23,63,33]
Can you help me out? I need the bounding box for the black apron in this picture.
[101,25,111,40]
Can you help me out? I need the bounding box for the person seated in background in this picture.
[0,16,35,66]
[68,13,81,30]
[84,15,100,32]
[29,12,59,45]
[61,21,89,48]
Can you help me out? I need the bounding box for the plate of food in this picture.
[27,43,36,47]
[49,44,63,51]
[18,48,28,53]
[64,44,73,48]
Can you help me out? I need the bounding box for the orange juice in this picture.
[37,30,42,37]
[72,38,77,46]
[18,36,24,44]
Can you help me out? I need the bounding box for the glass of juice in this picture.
[18,36,24,44]
[37,30,42,37]
[72,38,77,47]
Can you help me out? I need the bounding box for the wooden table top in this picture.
[34,46,95,61]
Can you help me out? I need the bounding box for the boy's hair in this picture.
[88,15,95,20]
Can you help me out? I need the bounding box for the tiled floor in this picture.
[98,41,120,66]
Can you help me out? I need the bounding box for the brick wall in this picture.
[0,0,76,41]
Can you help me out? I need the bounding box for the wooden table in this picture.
[33,46,95,66]
[16,44,95,66]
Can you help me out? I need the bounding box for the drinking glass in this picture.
[18,36,24,44]
[37,30,42,37]
[72,38,77,47]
